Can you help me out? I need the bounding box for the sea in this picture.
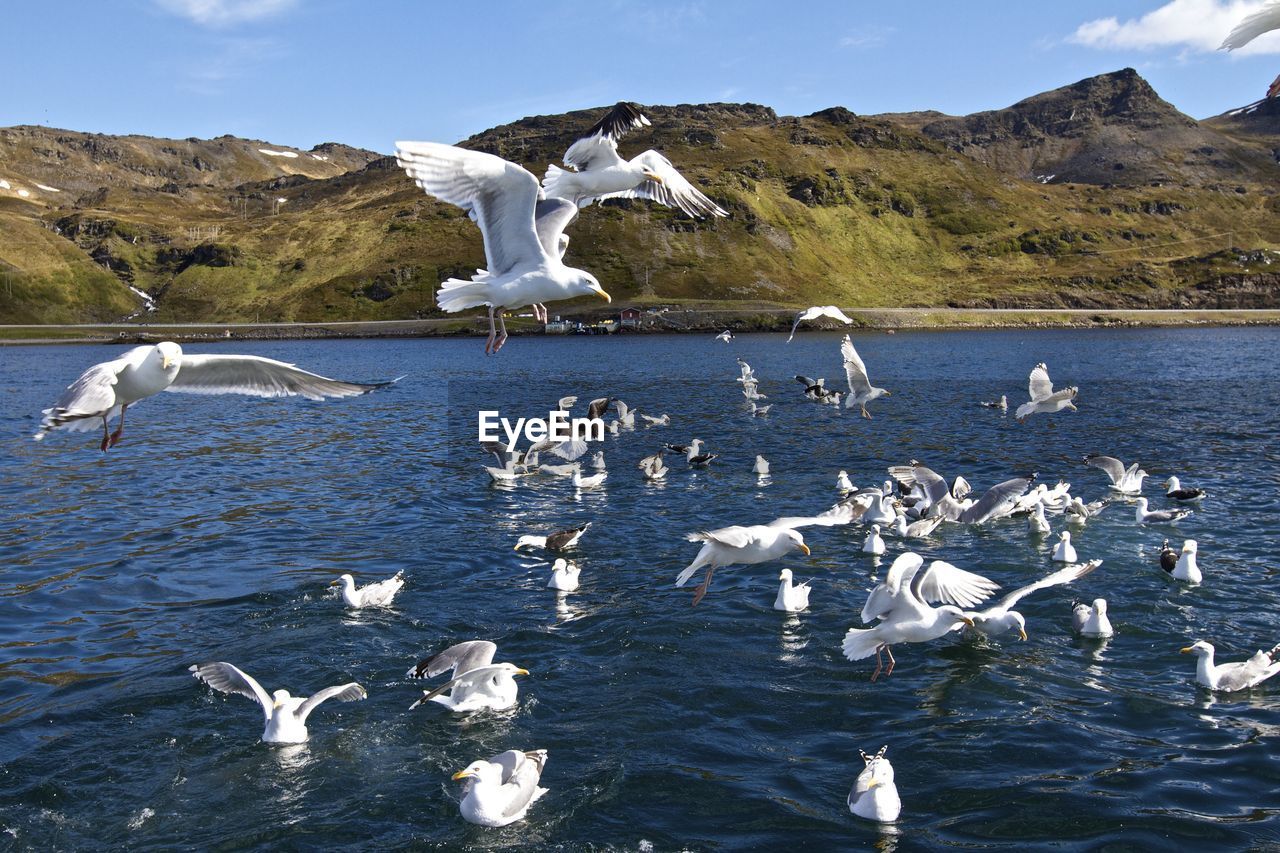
[1,327,1278,849]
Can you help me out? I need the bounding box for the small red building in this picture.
[619,308,643,327]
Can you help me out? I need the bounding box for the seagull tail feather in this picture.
[436,279,493,313]
[542,164,579,204]
[841,627,883,662]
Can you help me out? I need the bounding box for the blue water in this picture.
[1,328,1279,849]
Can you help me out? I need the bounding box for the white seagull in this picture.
[837,470,854,493]
[844,553,989,679]
[572,465,608,488]
[542,102,727,218]
[862,525,886,555]
[638,450,669,480]
[966,561,1101,641]
[774,568,812,613]
[33,341,395,450]
[1015,363,1078,422]
[1181,640,1280,692]
[1052,531,1077,563]
[1160,539,1202,584]
[715,330,734,343]
[1134,498,1192,525]
[548,558,581,592]
[395,141,611,354]
[787,305,854,342]
[189,662,365,744]
[848,746,901,823]
[675,501,862,604]
[1072,599,1113,638]
[840,335,890,419]
[1084,455,1147,495]
[754,455,771,476]
[406,641,528,712]
[452,749,550,828]
[330,571,405,608]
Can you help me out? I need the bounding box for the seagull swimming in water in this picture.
[1072,598,1113,638]
[33,341,395,450]
[1164,476,1205,502]
[774,568,811,613]
[451,749,550,828]
[189,662,365,744]
[848,746,901,823]
[395,141,612,354]
[330,571,405,608]
[406,640,528,712]
[1134,498,1192,525]
[1160,539,1201,584]
[1181,640,1280,692]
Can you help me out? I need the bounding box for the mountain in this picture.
[0,69,1277,326]
[880,68,1279,186]
[1203,97,1280,156]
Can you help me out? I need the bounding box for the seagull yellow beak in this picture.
[591,285,612,303]
[514,668,530,676]
[883,390,892,396]
[1180,647,1193,654]
[451,769,476,781]
[646,172,665,185]
[162,356,174,369]
[1018,628,1028,641]
[961,616,975,627]
[866,779,879,790]
[798,543,811,556]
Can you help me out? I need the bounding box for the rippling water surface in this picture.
[2,328,1279,849]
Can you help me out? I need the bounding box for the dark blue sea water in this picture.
[1,328,1279,850]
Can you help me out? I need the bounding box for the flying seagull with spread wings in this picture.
[395,142,611,354]
[33,341,396,450]
[788,306,854,342]
[840,334,890,418]
[542,102,727,218]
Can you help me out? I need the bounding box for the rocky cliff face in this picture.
[0,70,1277,324]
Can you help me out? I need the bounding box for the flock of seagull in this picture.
[27,66,1280,830]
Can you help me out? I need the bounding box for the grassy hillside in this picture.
[0,70,1277,325]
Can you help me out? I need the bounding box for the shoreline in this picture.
[3,307,1279,345]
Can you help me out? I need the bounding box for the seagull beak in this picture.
[328,580,339,587]
[798,544,811,556]
[646,172,665,185]
[883,391,892,396]
[1018,628,1028,641]
[451,769,476,781]
[162,356,174,369]
[866,779,879,790]
[591,285,612,303]
[961,617,975,627]
[514,668,530,676]
[1180,647,1193,654]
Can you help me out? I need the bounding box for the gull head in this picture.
[641,168,665,185]
[785,530,811,556]
[329,573,355,589]
[451,760,493,783]
[1092,598,1108,615]
[1010,611,1028,641]
[1182,539,1197,554]
[271,689,292,708]
[573,271,611,303]
[779,568,793,582]
[155,341,183,371]
[1165,476,1179,489]
[1181,640,1213,657]
[1059,531,1071,543]
[497,662,530,678]
[942,605,974,628]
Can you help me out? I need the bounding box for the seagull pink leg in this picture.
[494,311,509,353]
[692,566,717,606]
[870,645,885,682]
[485,306,497,355]
[99,415,111,452]
[108,403,128,448]
[884,646,896,677]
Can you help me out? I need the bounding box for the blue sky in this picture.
[4,1,1278,153]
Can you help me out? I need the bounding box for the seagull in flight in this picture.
[787,306,854,342]
[542,102,727,218]
[395,142,611,354]
[33,341,396,450]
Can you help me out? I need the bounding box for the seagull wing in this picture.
[407,640,499,679]
[584,101,651,142]
[591,150,726,218]
[296,682,366,723]
[395,141,546,276]
[189,662,273,721]
[819,306,855,324]
[912,560,1000,608]
[37,354,134,432]
[840,338,875,405]
[489,749,548,819]
[860,552,926,622]
[562,133,627,172]
[534,197,579,259]
[688,525,757,548]
[1085,455,1126,486]
[1028,364,1054,402]
[769,499,862,530]
[167,354,392,401]
[992,560,1100,612]
[959,476,1035,524]
[1221,2,1280,49]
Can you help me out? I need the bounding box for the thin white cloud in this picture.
[839,26,893,49]
[155,0,297,27]
[177,36,285,94]
[1070,0,1280,55]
